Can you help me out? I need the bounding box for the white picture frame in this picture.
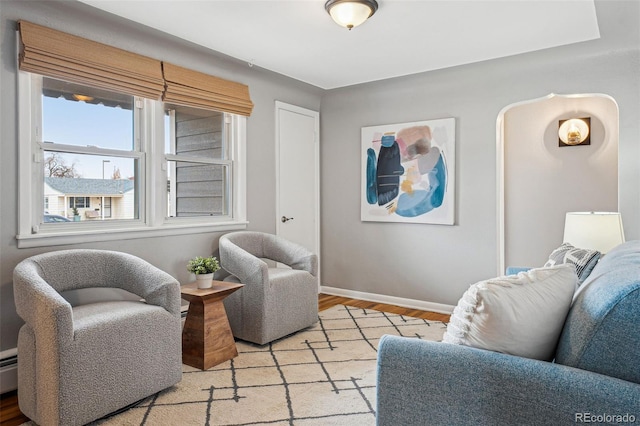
[361,117,456,224]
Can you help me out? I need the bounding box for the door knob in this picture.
[281,216,294,223]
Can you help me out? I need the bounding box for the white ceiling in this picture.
[78,0,601,90]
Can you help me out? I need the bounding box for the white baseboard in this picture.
[1,348,18,394]
[320,286,454,315]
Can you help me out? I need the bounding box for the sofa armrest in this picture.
[376,335,640,426]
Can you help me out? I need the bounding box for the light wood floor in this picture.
[319,293,451,322]
[0,391,25,426]
[0,293,450,425]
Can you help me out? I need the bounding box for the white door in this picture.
[275,102,320,277]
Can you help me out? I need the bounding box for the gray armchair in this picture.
[13,249,182,426]
[218,231,319,345]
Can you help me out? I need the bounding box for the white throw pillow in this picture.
[442,264,578,361]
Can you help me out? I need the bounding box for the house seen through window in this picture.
[42,76,139,223]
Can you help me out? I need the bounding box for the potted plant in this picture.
[72,206,81,222]
[187,256,220,289]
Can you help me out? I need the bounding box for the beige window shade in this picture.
[162,62,254,116]
[18,20,164,100]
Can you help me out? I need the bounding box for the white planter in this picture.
[195,273,214,289]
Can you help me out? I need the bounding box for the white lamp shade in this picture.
[328,2,374,29]
[563,212,625,253]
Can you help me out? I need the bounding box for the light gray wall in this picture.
[0,0,323,352]
[1,0,639,353]
[504,94,619,269]
[319,0,639,306]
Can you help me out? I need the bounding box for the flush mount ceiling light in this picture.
[325,0,378,30]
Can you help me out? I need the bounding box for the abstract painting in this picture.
[361,118,455,224]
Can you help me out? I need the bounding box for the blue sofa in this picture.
[376,240,640,425]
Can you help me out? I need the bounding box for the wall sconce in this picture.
[558,117,590,147]
[563,211,625,254]
[325,0,378,30]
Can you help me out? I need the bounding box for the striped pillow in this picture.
[544,243,600,284]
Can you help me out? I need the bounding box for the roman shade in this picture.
[18,20,164,100]
[162,62,254,116]
[18,21,254,116]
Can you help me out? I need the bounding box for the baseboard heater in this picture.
[1,348,18,394]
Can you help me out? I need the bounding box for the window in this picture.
[17,73,247,248]
[39,76,140,224]
[69,197,91,209]
[164,105,230,218]
[17,21,251,248]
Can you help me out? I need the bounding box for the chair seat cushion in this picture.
[267,267,312,282]
[223,268,313,284]
[72,300,161,331]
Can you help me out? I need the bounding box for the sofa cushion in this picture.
[555,240,640,384]
[544,242,600,283]
[443,264,577,361]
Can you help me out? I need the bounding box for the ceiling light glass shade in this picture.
[563,212,625,254]
[325,0,378,30]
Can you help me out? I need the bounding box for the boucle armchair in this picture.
[13,249,182,426]
[218,231,319,345]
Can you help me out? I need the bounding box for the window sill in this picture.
[15,220,249,249]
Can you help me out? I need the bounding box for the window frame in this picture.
[17,72,247,249]
[163,107,232,220]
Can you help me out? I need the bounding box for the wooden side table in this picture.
[180,281,244,370]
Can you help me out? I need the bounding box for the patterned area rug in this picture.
[89,305,446,425]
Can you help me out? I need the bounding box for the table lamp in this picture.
[563,212,625,254]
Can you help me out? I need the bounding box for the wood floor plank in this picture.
[318,293,451,322]
[0,391,28,426]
